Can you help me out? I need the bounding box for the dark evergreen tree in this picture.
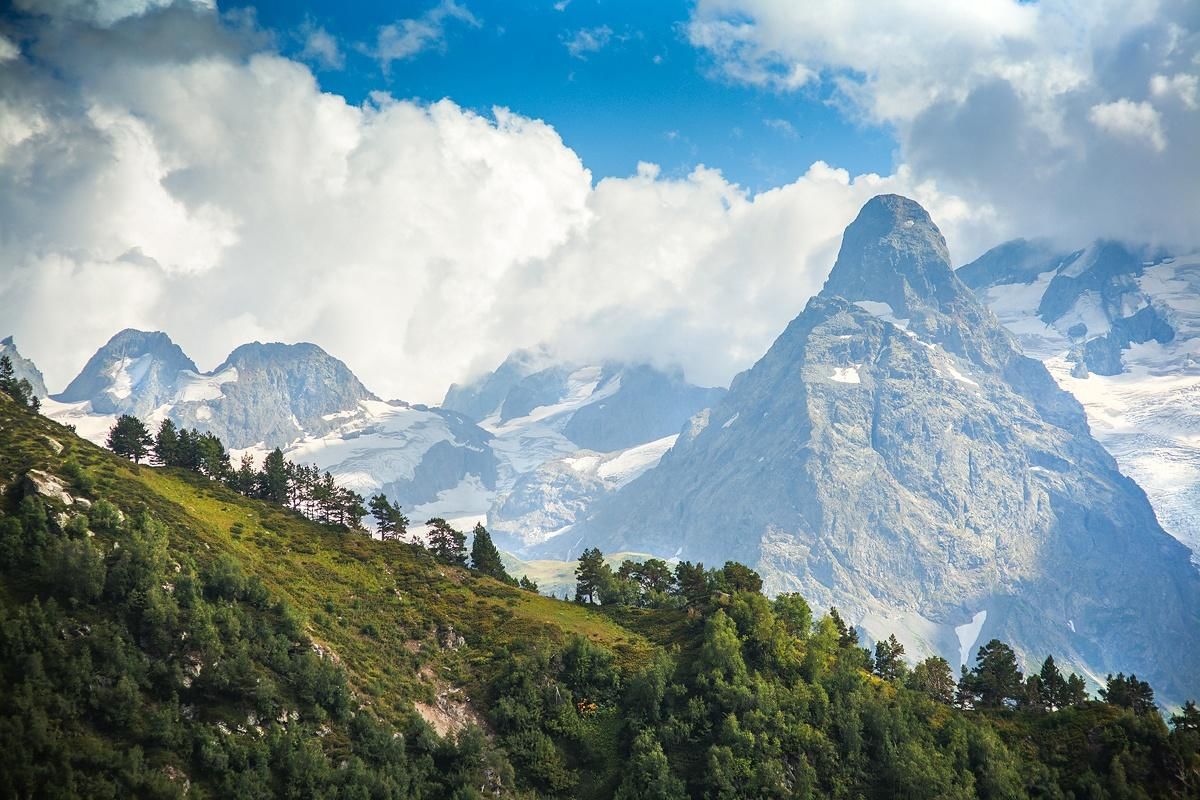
[469,523,512,583]
[196,432,231,480]
[0,355,36,409]
[151,418,180,466]
[105,414,152,464]
[260,448,290,505]
[574,547,609,604]
[613,731,686,800]
[426,518,467,565]
[518,575,539,592]
[1100,673,1156,715]
[1038,655,1067,710]
[672,560,710,611]
[717,561,763,594]
[1063,672,1089,706]
[967,639,1024,708]
[873,634,907,681]
[828,607,859,647]
[230,453,257,496]
[368,494,409,541]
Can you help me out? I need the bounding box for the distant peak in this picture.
[819,194,958,315]
[1,336,13,347]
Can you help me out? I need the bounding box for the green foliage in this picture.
[575,547,610,604]
[0,354,37,410]
[469,523,514,584]
[426,518,467,566]
[369,493,409,541]
[0,394,1194,799]
[106,414,153,464]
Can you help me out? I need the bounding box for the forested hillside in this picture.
[1,391,1197,798]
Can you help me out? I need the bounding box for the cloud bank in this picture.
[688,0,1200,251]
[0,1,994,403]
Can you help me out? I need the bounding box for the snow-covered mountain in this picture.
[960,242,1200,559]
[562,194,1200,704]
[0,336,48,399]
[41,332,723,541]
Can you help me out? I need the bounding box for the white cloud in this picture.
[300,25,343,71]
[1089,99,1167,151]
[563,25,613,60]
[1150,72,1198,109]
[14,0,214,26]
[762,117,796,137]
[687,0,1200,251]
[0,4,991,405]
[0,36,19,63]
[373,0,479,67]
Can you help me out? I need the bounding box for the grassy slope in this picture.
[0,398,658,732]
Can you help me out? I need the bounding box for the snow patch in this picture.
[175,366,238,403]
[955,610,987,667]
[831,366,861,384]
[722,412,739,429]
[855,300,910,331]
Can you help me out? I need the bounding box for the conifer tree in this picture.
[1038,655,1067,710]
[1100,673,1156,715]
[260,448,290,505]
[469,523,512,583]
[873,634,907,681]
[426,517,467,565]
[152,419,180,467]
[574,547,610,604]
[106,415,152,464]
[368,494,409,541]
[968,639,1024,708]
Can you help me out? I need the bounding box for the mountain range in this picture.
[19,194,1200,704]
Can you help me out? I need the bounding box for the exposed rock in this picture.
[21,469,74,506]
[43,436,62,454]
[0,336,49,399]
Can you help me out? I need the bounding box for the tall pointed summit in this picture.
[564,194,1200,703]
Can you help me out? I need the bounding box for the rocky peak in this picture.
[54,328,197,415]
[0,336,49,398]
[819,194,960,316]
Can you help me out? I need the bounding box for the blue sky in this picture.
[229,0,897,189]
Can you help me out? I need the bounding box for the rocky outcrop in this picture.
[570,194,1200,704]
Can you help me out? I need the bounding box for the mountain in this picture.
[960,242,1200,559]
[53,328,198,417]
[564,194,1200,703]
[169,341,378,449]
[447,353,725,548]
[0,336,48,398]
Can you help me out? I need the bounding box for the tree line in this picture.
[573,545,1182,719]
[105,415,539,591]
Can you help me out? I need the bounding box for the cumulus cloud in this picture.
[687,0,1200,250]
[1089,99,1167,151]
[373,0,479,67]
[0,2,990,403]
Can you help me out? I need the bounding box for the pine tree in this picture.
[1100,673,1156,715]
[469,523,512,583]
[196,432,230,480]
[873,634,907,681]
[1038,655,1067,710]
[575,547,610,604]
[260,448,290,506]
[518,575,539,592]
[969,639,1024,708]
[672,560,710,611]
[368,494,409,541]
[106,415,152,464]
[1063,673,1088,706]
[231,453,257,496]
[426,517,466,565]
[152,419,180,466]
[0,355,35,409]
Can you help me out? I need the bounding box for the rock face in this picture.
[570,194,1200,703]
[960,244,1200,561]
[0,337,48,398]
[54,329,197,416]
